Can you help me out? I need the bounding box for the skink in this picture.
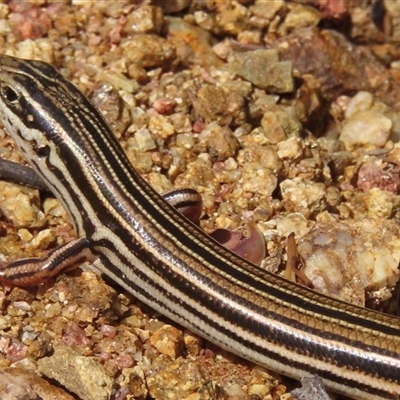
[0,54,399,400]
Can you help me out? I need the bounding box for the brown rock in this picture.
[38,343,114,400]
[276,27,400,106]
[148,325,184,359]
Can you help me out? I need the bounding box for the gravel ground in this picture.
[0,1,400,399]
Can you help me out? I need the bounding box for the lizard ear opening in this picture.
[33,143,50,159]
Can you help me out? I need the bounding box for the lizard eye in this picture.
[1,86,19,104]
